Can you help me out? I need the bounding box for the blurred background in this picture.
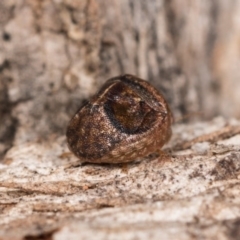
[0,0,240,158]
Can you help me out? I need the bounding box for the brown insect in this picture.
[66,74,172,164]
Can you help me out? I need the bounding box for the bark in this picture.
[1,0,240,156]
[0,117,240,239]
[1,0,240,239]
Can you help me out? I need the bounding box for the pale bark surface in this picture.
[1,0,240,239]
[1,0,240,156]
[0,117,240,239]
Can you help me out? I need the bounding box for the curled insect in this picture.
[66,74,172,163]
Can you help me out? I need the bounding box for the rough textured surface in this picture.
[1,0,240,239]
[1,117,240,239]
[1,0,240,157]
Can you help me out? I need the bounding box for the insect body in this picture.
[66,74,172,163]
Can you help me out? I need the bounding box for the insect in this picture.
[66,74,172,164]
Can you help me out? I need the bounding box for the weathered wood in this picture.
[1,0,240,157]
[1,1,240,239]
[0,117,240,239]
